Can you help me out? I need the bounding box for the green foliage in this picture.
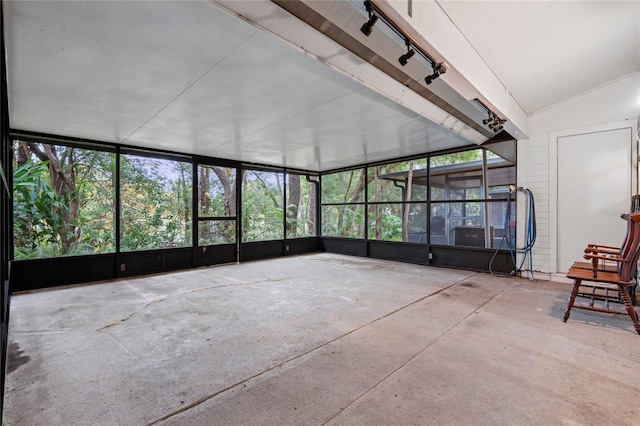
[242,170,284,242]
[13,160,68,258]
[13,143,119,259]
[430,149,482,167]
[321,205,364,238]
[368,205,403,241]
[120,156,192,251]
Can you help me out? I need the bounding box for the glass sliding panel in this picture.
[120,155,192,251]
[13,140,115,259]
[368,159,427,203]
[321,169,365,204]
[286,174,317,238]
[242,170,284,242]
[198,220,236,245]
[198,165,236,217]
[321,205,365,238]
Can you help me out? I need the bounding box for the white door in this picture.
[557,127,633,273]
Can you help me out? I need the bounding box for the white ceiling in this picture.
[5,1,639,171]
[436,0,640,115]
[4,0,473,172]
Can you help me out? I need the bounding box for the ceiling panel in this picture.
[5,1,258,142]
[5,0,473,171]
[437,1,640,114]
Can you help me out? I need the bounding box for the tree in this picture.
[286,174,301,236]
[13,141,116,258]
[16,142,78,253]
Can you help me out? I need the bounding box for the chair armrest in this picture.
[584,246,620,255]
[583,253,628,263]
[585,244,620,250]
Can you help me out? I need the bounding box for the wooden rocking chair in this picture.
[570,213,638,304]
[563,213,640,334]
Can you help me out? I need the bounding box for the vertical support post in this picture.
[236,166,242,263]
[482,149,491,248]
[317,175,322,238]
[426,157,431,263]
[192,161,198,266]
[115,146,121,276]
[364,166,369,257]
[283,169,287,254]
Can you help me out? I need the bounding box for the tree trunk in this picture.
[286,174,301,236]
[25,143,79,253]
[212,166,236,216]
[198,166,211,216]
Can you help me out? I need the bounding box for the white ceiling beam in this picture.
[383,0,529,137]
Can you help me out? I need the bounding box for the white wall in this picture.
[518,72,640,275]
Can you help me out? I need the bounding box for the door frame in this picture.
[549,119,638,274]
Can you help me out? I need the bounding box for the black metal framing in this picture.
[6,134,327,289]
[318,146,516,272]
[0,0,11,420]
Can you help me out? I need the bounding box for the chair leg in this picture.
[564,279,581,322]
[618,284,640,335]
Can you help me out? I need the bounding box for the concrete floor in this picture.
[3,253,640,425]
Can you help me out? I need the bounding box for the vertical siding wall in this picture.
[518,72,640,274]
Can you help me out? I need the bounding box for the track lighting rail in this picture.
[360,0,446,85]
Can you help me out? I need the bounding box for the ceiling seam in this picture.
[531,71,640,116]
[212,89,358,147]
[120,30,259,145]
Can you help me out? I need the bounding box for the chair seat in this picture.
[571,260,618,273]
[566,266,635,286]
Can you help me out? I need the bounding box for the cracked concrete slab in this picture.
[4,254,640,425]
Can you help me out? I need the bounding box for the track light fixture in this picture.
[474,99,508,133]
[360,14,378,36]
[424,62,446,85]
[361,1,378,36]
[359,1,448,87]
[398,48,415,66]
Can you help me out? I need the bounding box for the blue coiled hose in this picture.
[489,187,536,277]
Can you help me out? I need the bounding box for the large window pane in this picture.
[198,165,236,217]
[488,199,516,248]
[13,140,115,259]
[368,159,427,203]
[199,220,236,245]
[430,201,489,247]
[488,165,516,192]
[430,149,483,201]
[286,175,317,238]
[368,203,427,242]
[321,205,364,238]
[242,170,283,242]
[321,169,365,204]
[120,155,192,251]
